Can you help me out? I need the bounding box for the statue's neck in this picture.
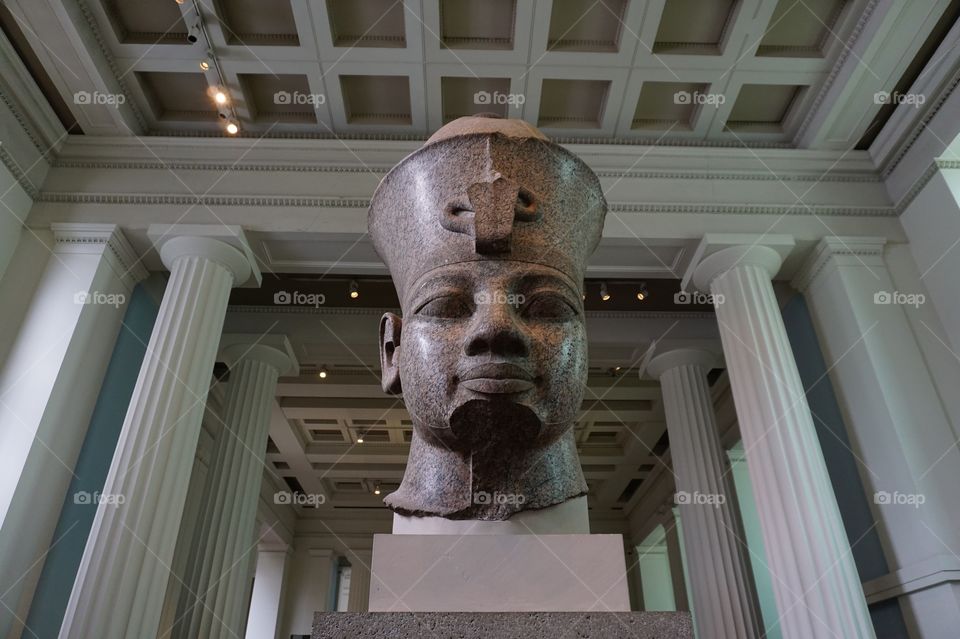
[384,429,587,520]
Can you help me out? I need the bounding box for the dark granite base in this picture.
[312,612,693,638]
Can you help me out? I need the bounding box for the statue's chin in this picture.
[445,398,542,452]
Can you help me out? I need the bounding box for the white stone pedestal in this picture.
[368,533,630,612]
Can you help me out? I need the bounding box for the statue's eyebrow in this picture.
[406,273,471,305]
[514,272,579,298]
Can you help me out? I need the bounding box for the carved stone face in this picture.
[379,260,588,453]
[369,116,604,518]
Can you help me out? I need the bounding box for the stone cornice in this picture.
[794,0,880,143]
[881,57,960,181]
[49,158,882,183]
[35,191,897,217]
[791,236,887,292]
[75,0,146,131]
[0,27,64,155]
[0,144,38,199]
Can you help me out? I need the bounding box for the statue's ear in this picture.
[379,313,402,394]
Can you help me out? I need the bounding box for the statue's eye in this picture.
[521,295,576,321]
[416,295,473,319]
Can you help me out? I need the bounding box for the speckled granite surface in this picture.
[312,612,694,638]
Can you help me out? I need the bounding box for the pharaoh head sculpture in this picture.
[368,115,607,520]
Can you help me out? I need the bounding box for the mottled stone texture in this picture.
[312,612,694,638]
[367,116,607,520]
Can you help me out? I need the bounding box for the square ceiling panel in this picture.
[218,0,299,46]
[327,0,406,48]
[632,81,707,130]
[538,79,610,129]
[239,73,317,124]
[102,0,187,44]
[654,0,737,54]
[440,0,516,50]
[726,83,805,133]
[547,0,628,52]
[757,0,849,57]
[340,75,412,125]
[441,76,512,121]
[136,71,218,121]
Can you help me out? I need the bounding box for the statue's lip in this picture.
[459,363,535,394]
[459,363,533,381]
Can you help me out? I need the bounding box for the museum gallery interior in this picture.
[3,0,960,638]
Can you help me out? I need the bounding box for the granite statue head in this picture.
[368,115,607,519]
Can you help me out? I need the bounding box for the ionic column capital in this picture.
[219,334,299,377]
[684,234,795,292]
[148,224,261,288]
[647,348,720,379]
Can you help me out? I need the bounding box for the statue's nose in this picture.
[464,299,528,358]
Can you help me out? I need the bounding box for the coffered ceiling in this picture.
[4,0,955,150]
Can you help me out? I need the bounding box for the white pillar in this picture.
[637,526,676,612]
[794,237,960,637]
[59,226,259,639]
[0,224,145,635]
[689,235,875,639]
[245,545,290,639]
[175,335,297,639]
[649,348,762,639]
[728,444,783,639]
[346,550,371,612]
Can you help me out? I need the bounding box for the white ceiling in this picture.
[4,0,906,147]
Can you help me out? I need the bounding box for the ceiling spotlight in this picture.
[600,282,611,302]
[636,282,648,301]
[349,280,359,299]
[357,433,365,444]
[318,366,328,379]
[373,482,381,495]
[175,0,186,4]
[225,121,239,135]
[214,89,228,104]
[199,59,211,71]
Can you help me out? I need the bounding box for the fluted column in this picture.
[174,335,297,639]
[648,348,762,639]
[60,227,258,639]
[689,236,874,639]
